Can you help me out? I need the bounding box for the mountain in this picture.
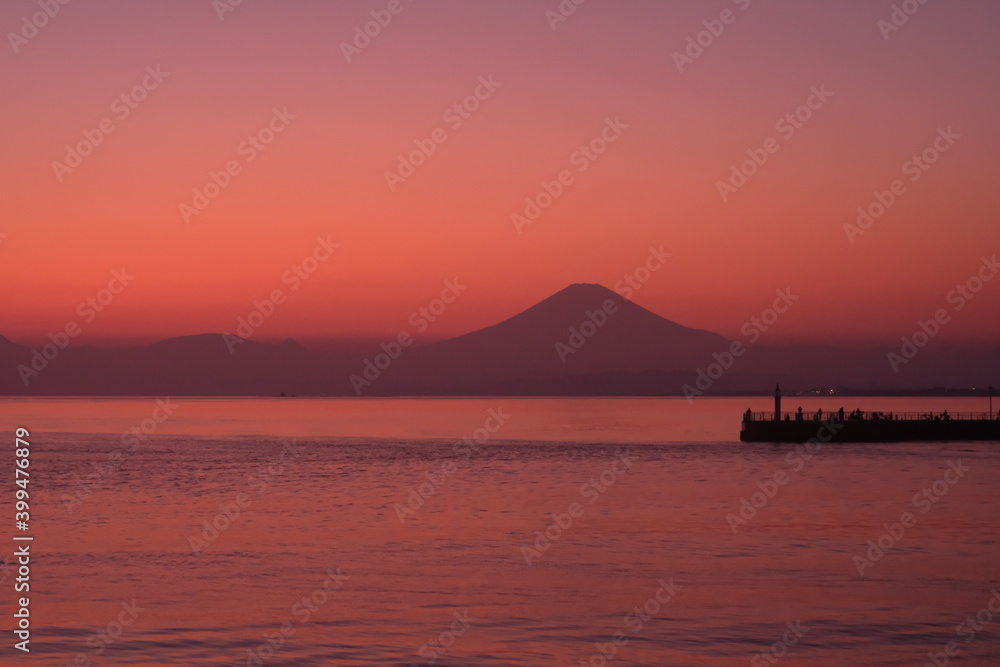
[0,284,997,395]
[367,283,730,393]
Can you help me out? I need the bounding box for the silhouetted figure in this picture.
[744,408,752,424]
[838,407,844,420]
[942,409,951,421]
[796,406,803,421]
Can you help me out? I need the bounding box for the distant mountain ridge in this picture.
[1,284,997,395]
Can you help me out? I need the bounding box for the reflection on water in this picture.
[6,398,1000,665]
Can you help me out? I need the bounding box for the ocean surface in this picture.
[2,397,999,666]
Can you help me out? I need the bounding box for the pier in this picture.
[740,384,1000,443]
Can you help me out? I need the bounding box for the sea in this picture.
[2,396,998,666]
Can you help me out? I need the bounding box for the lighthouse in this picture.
[774,383,781,421]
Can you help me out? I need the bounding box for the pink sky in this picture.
[1,0,998,347]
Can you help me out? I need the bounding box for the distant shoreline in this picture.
[0,391,992,399]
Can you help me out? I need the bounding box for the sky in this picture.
[1,0,998,347]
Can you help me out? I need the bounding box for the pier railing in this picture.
[743,411,998,423]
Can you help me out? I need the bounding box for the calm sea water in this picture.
[2,397,999,666]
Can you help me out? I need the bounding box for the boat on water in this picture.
[740,384,1000,443]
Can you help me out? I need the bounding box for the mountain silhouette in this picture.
[375,283,729,393]
[0,284,996,395]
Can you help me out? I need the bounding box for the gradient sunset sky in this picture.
[2,0,998,347]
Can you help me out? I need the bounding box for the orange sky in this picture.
[2,0,998,347]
